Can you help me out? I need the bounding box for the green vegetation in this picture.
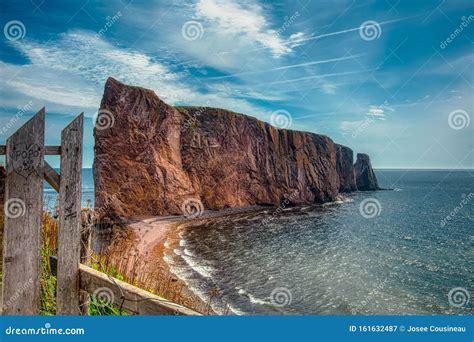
[1,210,124,315]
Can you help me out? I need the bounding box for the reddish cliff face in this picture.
[335,144,357,193]
[94,78,378,219]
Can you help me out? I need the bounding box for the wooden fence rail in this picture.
[0,108,198,316]
[49,257,199,316]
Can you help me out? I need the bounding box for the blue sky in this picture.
[0,0,472,168]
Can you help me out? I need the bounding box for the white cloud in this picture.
[321,82,337,94]
[0,31,265,119]
[195,0,304,57]
[368,107,385,117]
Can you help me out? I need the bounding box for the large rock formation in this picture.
[354,153,379,191]
[335,144,357,193]
[94,78,379,219]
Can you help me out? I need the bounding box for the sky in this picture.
[0,0,472,169]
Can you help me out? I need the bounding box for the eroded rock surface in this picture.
[94,78,380,219]
[354,153,380,191]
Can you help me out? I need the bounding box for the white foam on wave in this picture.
[163,254,174,264]
[184,248,196,257]
[181,254,214,279]
[227,304,247,316]
[237,287,269,306]
[322,195,354,207]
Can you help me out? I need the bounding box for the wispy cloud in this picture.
[195,0,304,57]
[0,31,264,117]
[207,54,365,80]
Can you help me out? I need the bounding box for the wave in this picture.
[237,288,270,306]
[184,248,196,257]
[181,254,214,279]
[322,194,354,207]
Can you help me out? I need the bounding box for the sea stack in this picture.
[354,153,380,191]
[93,77,380,219]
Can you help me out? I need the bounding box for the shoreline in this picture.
[119,206,268,315]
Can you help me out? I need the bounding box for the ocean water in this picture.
[43,168,95,210]
[166,170,473,315]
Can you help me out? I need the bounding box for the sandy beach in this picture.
[115,207,268,315]
[123,215,211,314]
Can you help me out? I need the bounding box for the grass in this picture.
[0,209,125,315]
[93,228,212,314]
[1,206,209,315]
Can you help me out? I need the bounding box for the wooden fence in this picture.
[0,108,198,316]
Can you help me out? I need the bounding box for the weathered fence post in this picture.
[1,109,45,314]
[56,114,83,315]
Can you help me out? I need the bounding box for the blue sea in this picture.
[43,169,95,210]
[54,169,473,315]
[166,170,473,315]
